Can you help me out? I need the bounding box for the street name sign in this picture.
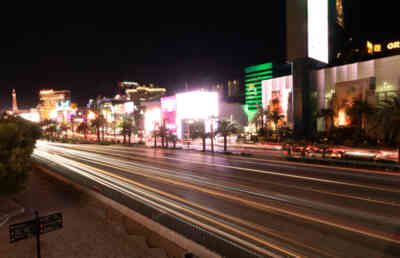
[9,212,63,243]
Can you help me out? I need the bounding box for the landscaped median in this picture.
[285,155,399,171]
[281,143,399,171]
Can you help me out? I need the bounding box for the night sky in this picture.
[0,2,398,111]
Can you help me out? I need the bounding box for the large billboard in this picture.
[176,91,219,138]
[308,0,329,63]
[176,91,218,120]
[161,96,177,132]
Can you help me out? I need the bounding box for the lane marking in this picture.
[47,143,400,194]
[34,151,304,258]
[35,148,400,246]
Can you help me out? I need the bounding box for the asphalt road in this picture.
[33,141,400,258]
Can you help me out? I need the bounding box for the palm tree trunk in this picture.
[97,127,100,143]
[161,136,165,148]
[202,137,206,152]
[154,135,157,148]
[128,133,131,144]
[123,134,126,144]
[224,135,227,152]
[398,146,400,165]
[325,116,329,132]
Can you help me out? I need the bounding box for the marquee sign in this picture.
[367,40,400,54]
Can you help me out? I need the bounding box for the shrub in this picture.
[0,114,41,195]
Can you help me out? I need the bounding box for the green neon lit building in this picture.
[244,62,291,114]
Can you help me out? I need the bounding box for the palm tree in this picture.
[40,119,56,138]
[118,118,131,144]
[317,108,335,132]
[158,124,169,148]
[167,132,177,149]
[191,121,209,152]
[77,121,89,140]
[91,114,105,143]
[375,96,400,147]
[267,110,284,130]
[251,104,268,131]
[152,129,158,148]
[45,124,57,138]
[216,119,239,152]
[346,100,375,135]
[59,123,69,138]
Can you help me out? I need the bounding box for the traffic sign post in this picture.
[9,211,63,258]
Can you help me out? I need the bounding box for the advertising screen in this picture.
[308,0,329,63]
[161,96,177,132]
[176,91,218,120]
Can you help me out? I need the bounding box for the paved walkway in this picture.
[0,167,163,258]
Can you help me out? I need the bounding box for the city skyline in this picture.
[1,2,398,111]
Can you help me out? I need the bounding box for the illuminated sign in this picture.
[40,90,54,95]
[144,108,161,135]
[307,0,329,63]
[161,96,177,112]
[176,91,219,138]
[176,91,218,120]
[124,102,134,113]
[56,100,71,111]
[387,41,400,50]
[367,40,400,54]
[374,44,382,52]
[367,41,373,54]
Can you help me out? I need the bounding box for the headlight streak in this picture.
[42,145,400,230]
[33,146,400,247]
[37,143,400,209]
[43,142,400,194]
[33,150,302,258]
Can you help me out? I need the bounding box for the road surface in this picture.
[33,141,400,257]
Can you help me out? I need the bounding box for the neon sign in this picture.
[387,41,400,50]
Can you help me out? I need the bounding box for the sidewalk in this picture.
[0,166,170,258]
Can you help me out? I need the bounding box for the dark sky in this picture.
[0,2,398,111]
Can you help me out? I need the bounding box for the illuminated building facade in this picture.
[263,54,400,132]
[244,62,291,121]
[212,80,241,102]
[286,0,350,137]
[121,81,166,102]
[37,89,71,121]
[7,89,40,123]
[160,91,219,139]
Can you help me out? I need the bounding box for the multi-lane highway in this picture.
[33,141,400,257]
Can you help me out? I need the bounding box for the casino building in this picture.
[258,54,400,133]
[247,0,400,138]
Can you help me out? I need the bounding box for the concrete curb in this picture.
[36,163,221,258]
